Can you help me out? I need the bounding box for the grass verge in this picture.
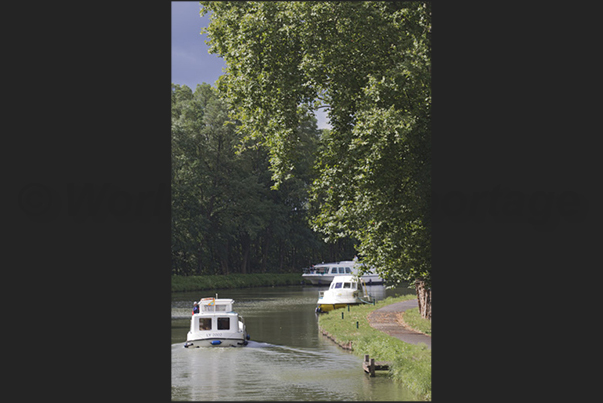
[171,273,307,292]
[318,295,431,401]
[400,307,432,336]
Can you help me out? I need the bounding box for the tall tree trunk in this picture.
[261,232,269,273]
[415,279,431,320]
[197,247,203,275]
[241,232,250,274]
[239,231,251,274]
[220,239,229,275]
[278,239,284,271]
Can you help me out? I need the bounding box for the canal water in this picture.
[171,284,419,401]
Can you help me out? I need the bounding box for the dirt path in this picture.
[367,299,431,349]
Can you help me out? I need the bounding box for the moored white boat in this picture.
[315,275,374,312]
[185,297,250,348]
[302,260,384,285]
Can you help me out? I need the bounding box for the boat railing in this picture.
[358,278,374,304]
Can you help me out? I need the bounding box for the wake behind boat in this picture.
[184,297,250,348]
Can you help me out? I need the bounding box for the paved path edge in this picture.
[367,299,431,349]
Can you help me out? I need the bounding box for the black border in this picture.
[9,1,598,401]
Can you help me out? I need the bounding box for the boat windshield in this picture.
[343,282,351,288]
[334,282,343,289]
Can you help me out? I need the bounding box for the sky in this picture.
[171,1,330,129]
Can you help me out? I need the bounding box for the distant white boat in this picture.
[316,275,374,312]
[184,298,250,348]
[302,260,384,285]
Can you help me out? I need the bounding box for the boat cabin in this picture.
[190,298,245,334]
[329,278,361,290]
[304,264,354,275]
[191,314,245,333]
[186,297,250,347]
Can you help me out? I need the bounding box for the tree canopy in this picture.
[171,83,355,275]
[200,1,431,287]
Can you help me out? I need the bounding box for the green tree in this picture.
[172,82,352,276]
[201,1,431,318]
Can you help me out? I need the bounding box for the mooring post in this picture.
[364,354,369,363]
[342,312,344,319]
[370,358,375,377]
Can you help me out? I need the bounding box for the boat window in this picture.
[339,267,345,273]
[345,267,352,273]
[334,282,343,289]
[217,317,230,330]
[199,318,212,331]
[330,268,338,274]
[215,305,227,312]
[352,282,357,289]
[343,282,351,288]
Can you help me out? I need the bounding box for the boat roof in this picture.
[198,298,234,304]
[314,261,355,267]
[329,275,360,283]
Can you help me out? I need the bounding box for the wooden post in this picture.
[364,354,369,363]
[370,358,375,377]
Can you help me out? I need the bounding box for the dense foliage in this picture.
[171,83,355,275]
[200,1,431,288]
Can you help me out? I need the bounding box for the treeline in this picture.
[171,83,355,276]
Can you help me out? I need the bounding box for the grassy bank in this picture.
[171,273,307,292]
[401,307,432,336]
[318,295,431,401]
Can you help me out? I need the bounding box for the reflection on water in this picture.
[171,284,418,401]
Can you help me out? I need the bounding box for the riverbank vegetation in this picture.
[199,2,431,318]
[172,82,356,276]
[171,273,307,293]
[318,296,431,400]
[401,307,432,336]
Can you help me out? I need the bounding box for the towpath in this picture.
[367,299,431,349]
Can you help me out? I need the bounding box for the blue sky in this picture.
[171,1,330,129]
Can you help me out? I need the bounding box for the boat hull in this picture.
[317,303,349,312]
[184,337,247,348]
[302,274,334,285]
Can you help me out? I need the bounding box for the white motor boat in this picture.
[302,260,384,285]
[316,275,373,312]
[184,297,250,348]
